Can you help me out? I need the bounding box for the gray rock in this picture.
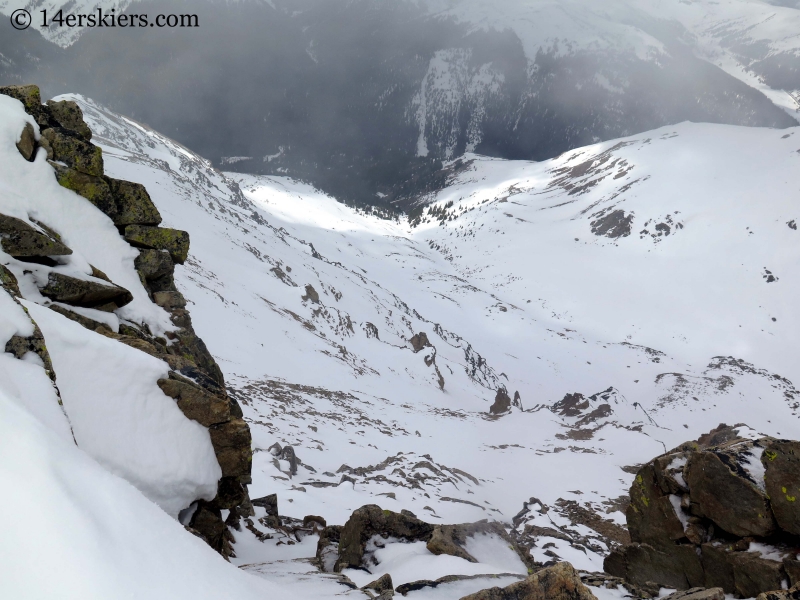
[489,388,512,414]
[45,99,92,141]
[0,85,54,128]
[41,127,103,177]
[334,504,435,572]
[16,122,36,161]
[50,163,116,217]
[40,271,133,310]
[686,449,776,538]
[157,374,230,427]
[0,214,72,258]
[134,249,174,281]
[409,331,431,353]
[756,584,800,600]
[302,284,320,303]
[427,521,535,571]
[363,573,394,595]
[153,291,187,310]
[107,178,162,226]
[209,417,252,482]
[763,440,800,535]
[124,225,190,264]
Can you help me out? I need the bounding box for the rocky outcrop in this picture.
[605,424,800,597]
[427,521,537,571]
[1,84,253,558]
[0,214,73,260]
[409,331,431,353]
[489,388,512,414]
[460,562,597,600]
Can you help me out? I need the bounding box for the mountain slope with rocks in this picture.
[8,89,786,596]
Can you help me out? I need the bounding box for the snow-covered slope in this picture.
[69,92,800,590]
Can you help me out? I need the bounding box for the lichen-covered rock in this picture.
[763,440,800,535]
[209,417,252,482]
[0,84,54,128]
[605,542,704,590]
[153,291,186,310]
[107,178,162,226]
[459,561,596,600]
[157,374,230,427]
[335,504,435,572]
[626,462,687,548]
[40,272,133,310]
[729,552,786,599]
[45,99,92,141]
[16,122,36,161]
[686,450,776,538]
[134,248,174,281]
[316,525,343,572]
[51,163,116,216]
[0,264,21,296]
[41,127,103,177]
[0,214,73,258]
[4,322,55,377]
[124,225,190,264]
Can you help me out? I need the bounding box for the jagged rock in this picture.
[302,284,320,303]
[757,584,800,600]
[334,504,435,572]
[40,272,133,310]
[153,291,187,310]
[45,99,92,141]
[0,84,54,128]
[107,178,162,226]
[459,561,596,600]
[409,331,431,353]
[427,521,535,570]
[50,162,116,215]
[16,122,36,161]
[0,214,72,258]
[728,551,785,599]
[363,573,394,595]
[215,477,249,510]
[661,588,724,600]
[189,501,228,556]
[157,374,230,427]
[252,493,279,519]
[4,323,55,376]
[168,327,225,385]
[317,525,343,572]
[626,462,686,548]
[686,449,776,538]
[489,388,512,414]
[209,417,252,482]
[41,128,103,177]
[124,225,190,264]
[763,440,800,535]
[605,542,704,590]
[134,249,174,281]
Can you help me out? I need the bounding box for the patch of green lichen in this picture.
[56,169,108,202]
[765,450,778,461]
[383,509,391,517]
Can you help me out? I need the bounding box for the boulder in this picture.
[459,561,596,600]
[316,525,343,572]
[0,214,72,258]
[51,163,116,215]
[427,521,534,570]
[0,264,21,296]
[729,551,785,599]
[16,122,36,161]
[209,417,252,482]
[686,450,776,538]
[45,99,92,141]
[39,272,133,310]
[157,374,230,427]
[124,225,190,264]
[153,291,187,310]
[605,542,704,590]
[661,588,724,600]
[134,248,174,281]
[107,178,162,226]
[409,332,431,353]
[763,440,800,535]
[489,388,512,414]
[302,284,320,303]
[784,557,800,587]
[304,515,327,529]
[626,462,687,548]
[0,85,54,128]
[41,128,103,177]
[363,573,394,595]
[334,504,435,572]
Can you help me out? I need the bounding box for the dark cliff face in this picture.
[4,0,795,209]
